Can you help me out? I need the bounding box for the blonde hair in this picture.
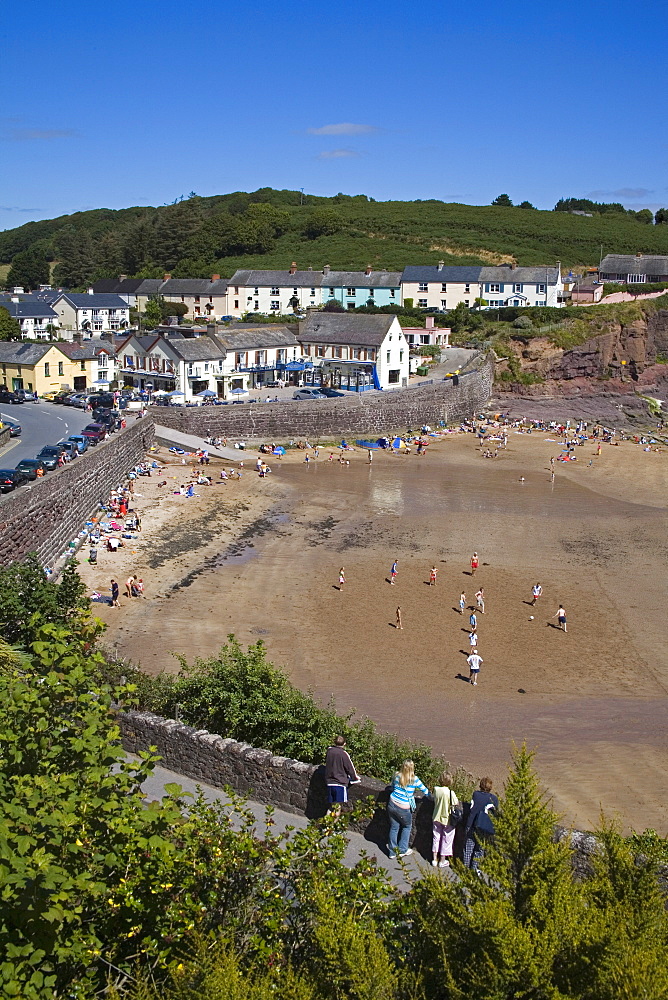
[439,771,453,787]
[397,760,415,787]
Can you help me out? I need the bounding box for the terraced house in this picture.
[599,253,668,284]
[401,263,563,310]
[52,292,130,337]
[0,294,58,338]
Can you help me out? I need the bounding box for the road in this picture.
[0,402,92,467]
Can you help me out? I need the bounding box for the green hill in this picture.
[2,188,668,289]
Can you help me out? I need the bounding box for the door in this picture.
[12,377,24,390]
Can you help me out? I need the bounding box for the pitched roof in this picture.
[167,336,228,361]
[479,265,561,284]
[92,278,163,295]
[229,269,323,288]
[219,326,298,350]
[299,313,397,347]
[0,300,57,319]
[55,293,130,308]
[322,270,402,288]
[159,278,228,295]
[600,254,668,275]
[0,341,59,365]
[401,265,483,283]
[58,342,116,360]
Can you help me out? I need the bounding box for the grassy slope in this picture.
[2,191,668,273]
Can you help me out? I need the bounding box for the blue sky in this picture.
[1,0,666,231]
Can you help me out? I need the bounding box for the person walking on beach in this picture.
[125,575,135,598]
[553,605,567,633]
[469,630,478,649]
[429,566,438,586]
[469,611,477,631]
[467,649,483,685]
[431,771,460,868]
[475,587,485,613]
[390,560,398,585]
[325,735,361,813]
[396,606,403,629]
[368,449,373,464]
[338,567,346,589]
[387,760,428,858]
[470,552,479,575]
[110,579,120,607]
[459,591,466,614]
[531,583,543,606]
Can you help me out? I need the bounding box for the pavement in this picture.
[153,425,250,462]
[140,762,440,890]
[0,401,91,466]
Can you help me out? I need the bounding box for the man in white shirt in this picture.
[467,650,483,685]
[531,583,543,606]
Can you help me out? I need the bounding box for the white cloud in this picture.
[316,149,362,160]
[0,205,38,212]
[6,128,81,142]
[308,123,378,135]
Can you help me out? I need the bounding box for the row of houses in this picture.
[0,313,411,398]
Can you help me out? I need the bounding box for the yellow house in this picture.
[0,342,90,395]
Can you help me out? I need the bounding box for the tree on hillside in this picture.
[518,200,537,210]
[0,307,21,342]
[6,247,50,290]
[655,208,668,225]
[52,226,96,288]
[632,208,654,224]
[302,208,345,239]
[492,193,513,207]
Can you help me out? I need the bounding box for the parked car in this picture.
[293,388,327,400]
[92,408,122,431]
[64,393,89,409]
[56,440,79,459]
[81,423,107,444]
[0,417,21,436]
[15,389,38,403]
[15,458,46,480]
[35,447,62,471]
[317,386,345,398]
[88,392,115,410]
[67,435,89,454]
[52,391,72,404]
[0,389,23,404]
[0,469,26,493]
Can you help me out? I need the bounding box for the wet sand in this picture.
[83,434,668,834]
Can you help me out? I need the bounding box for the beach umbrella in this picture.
[93,378,110,385]
[168,390,185,397]
[152,390,169,397]
[197,389,218,397]
[229,387,248,395]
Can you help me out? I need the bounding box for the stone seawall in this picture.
[0,419,155,567]
[155,355,494,441]
[118,709,598,868]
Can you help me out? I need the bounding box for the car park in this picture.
[15,458,46,480]
[0,389,24,404]
[0,469,27,493]
[293,388,327,400]
[0,417,21,436]
[81,423,107,444]
[35,447,62,471]
[67,435,89,454]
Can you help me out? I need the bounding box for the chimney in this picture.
[73,332,82,344]
[510,261,517,270]
[437,261,444,272]
[211,273,220,281]
[635,252,643,258]
[323,264,331,276]
[119,274,127,281]
[11,295,19,303]
[308,265,313,271]
[163,273,171,281]
[87,287,94,294]
[365,265,372,275]
[206,323,218,338]
[11,286,24,294]
[426,316,435,330]
[289,261,297,275]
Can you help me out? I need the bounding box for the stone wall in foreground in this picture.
[155,355,494,441]
[118,709,598,869]
[0,418,154,567]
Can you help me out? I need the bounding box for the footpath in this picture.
[153,425,250,462]
[140,762,439,891]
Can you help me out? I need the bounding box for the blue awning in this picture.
[283,361,307,371]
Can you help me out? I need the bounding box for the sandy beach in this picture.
[81,428,668,834]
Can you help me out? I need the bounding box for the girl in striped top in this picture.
[387,760,428,857]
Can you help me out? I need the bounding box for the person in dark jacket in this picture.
[464,776,498,869]
[325,736,361,811]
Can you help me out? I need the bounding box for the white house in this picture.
[158,277,229,320]
[298,313,409,391]
[0,295,59,339]
[53,292,131,337]
[220,326,301,390]
[401,263,563,311]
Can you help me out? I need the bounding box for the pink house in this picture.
[401,315,451,347]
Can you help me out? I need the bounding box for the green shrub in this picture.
[513,315,533,329]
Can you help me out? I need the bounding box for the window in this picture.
[270,287,279,295]
[310,287,316,296]
[368,288,374,297]
[465,283,470,293]
[277,349,286,363]
[270,301,280,311]
[490,283,500,293]
[418,282,428,292]
[254,287,259,295]
[235,353,244,367]
[386,351,390,362]
[234,286,239,294]
[537,283,546,294]
[44,362,50,376]
[464,300,469,307]
[254,301,259,310]
[346,287,356,296]
[441,283,447,292]
[317,346,326,357]
[441,300,447,309]
[352,348,360,359]
[418,298,428,308]
[390,288,395,297]
[329,287,335,296]
[293,287,298,295]
[420,334,429,345]
[234,300,239,309]
[346,302,355,310]
[399,349,404,361]
[80,361,85,370]
[513,283,523,293]
[58,362,64,375]
[334,347,342,358]
[194,296,200,303]
[488,299,503,307]
[405,334,414,345]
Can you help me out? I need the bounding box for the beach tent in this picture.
[392,436,406,450]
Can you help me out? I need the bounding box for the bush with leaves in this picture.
[0,554,91,647]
